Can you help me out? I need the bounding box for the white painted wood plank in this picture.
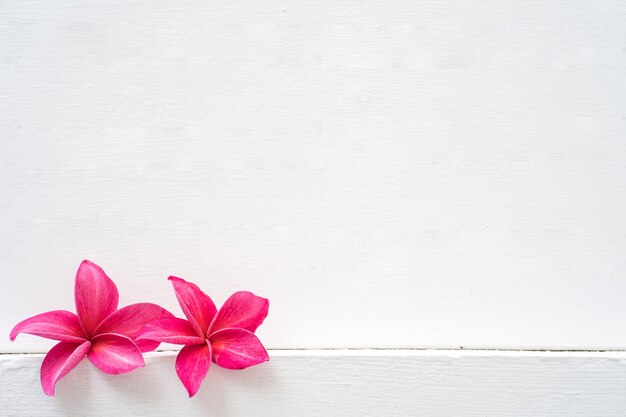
[2,0,626,352]
[1,350,626,416]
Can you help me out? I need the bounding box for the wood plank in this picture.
[2,349,626,416]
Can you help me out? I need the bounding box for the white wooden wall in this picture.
[1,0,626,415]
[3,350,626,416]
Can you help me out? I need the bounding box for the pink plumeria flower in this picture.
[137,276,269,397]
[10,260,173,396]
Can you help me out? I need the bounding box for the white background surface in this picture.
[3,350,626,417]
[1,0,626,355]
[3,1,626,415]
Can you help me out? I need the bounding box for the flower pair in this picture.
[10,260,269,397]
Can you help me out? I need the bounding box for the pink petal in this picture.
[168,276,217,337]
[209,328,269,370]
[87,333,144,374]
[208,291,269,334]
[137,317,206,345]
[10,310,86,343]
[40,340,91,396]
[93,303,174,352]
[134,339,162,353]
[74,260,119,337]
[175,342,212,397]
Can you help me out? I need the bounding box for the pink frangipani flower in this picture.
[10,260,173,396]
[137,276,269,397]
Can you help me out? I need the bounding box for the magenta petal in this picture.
[74,260,119,337]
[209,328,269,370]
[134,339,162,354]
[93,303,174,352]
[137,317,205,345]
[175,342,212,397]
[209,291,269,334]
[87,333,144,374]
[168,276,217,337]
[41,340,91,396]
[10,310,86,343]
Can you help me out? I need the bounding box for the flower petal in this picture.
[93,303,174,352]
[137,317,206,345]
[74,260,119,337]
[209,291,269,334]
[134,339,162,354]
[209,328,269,370]
[41,340,91,396]
[168,276,217,337]
[87,333,144,374]
[175,342,212,397]
[10,310,86,343]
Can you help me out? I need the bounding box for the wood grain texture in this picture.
[1,0,626,352]
[1,349,626,416]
